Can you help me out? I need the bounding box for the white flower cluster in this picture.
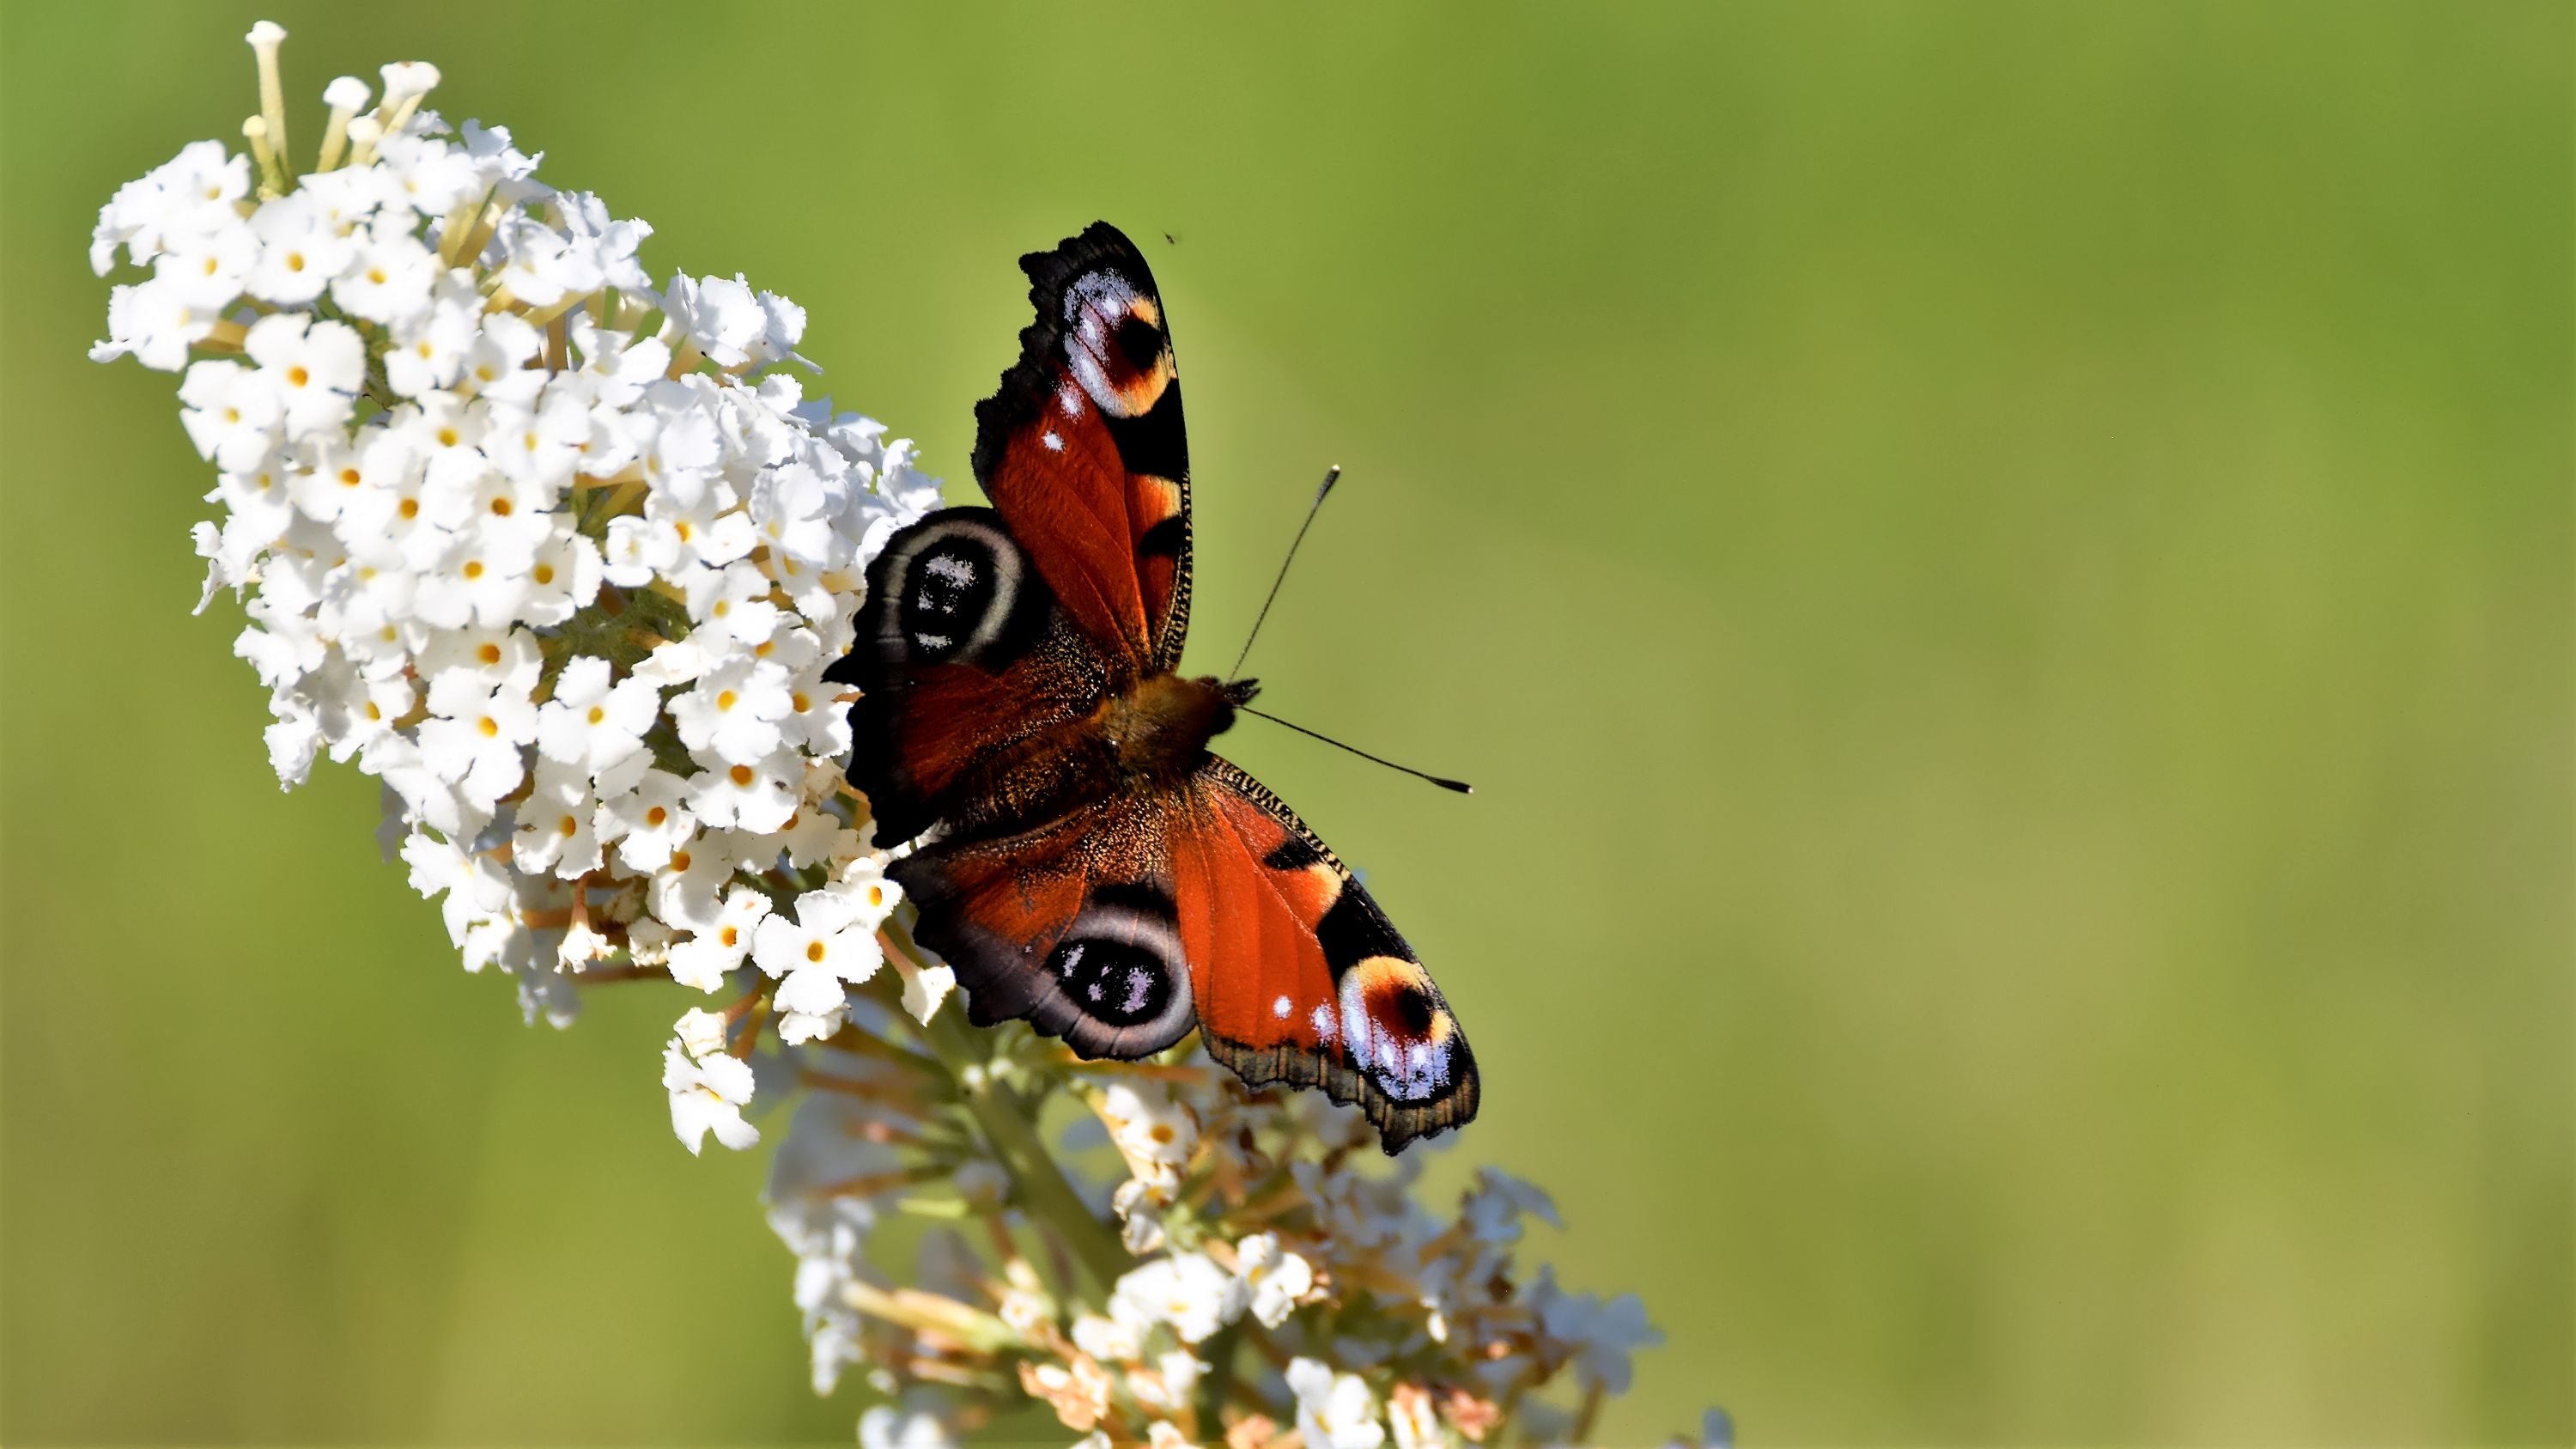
[765,1018,1684,1449]
[90,25,945,1155]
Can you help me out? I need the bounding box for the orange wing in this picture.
[970,222,1193,676]
[1179,759,1479,1152]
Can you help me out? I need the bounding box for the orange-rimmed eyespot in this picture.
[1062,270,1175,418]
[1338,955,1464,1103]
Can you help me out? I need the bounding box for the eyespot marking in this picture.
[1030,891,1196,1054]
[881,514,1026,666]
[1115,312,1163,372]
[1337,955,1459,1102]
[1060,270,1174,418]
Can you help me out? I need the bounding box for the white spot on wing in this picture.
[1312,1005,1336,1042]
[1272,995,1291,1019]
[1042,429,1063,452]
[923,554,975,586]
[1057,381,1084,419]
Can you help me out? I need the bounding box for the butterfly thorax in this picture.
[1094,672,1251,787]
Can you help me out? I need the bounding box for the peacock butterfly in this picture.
[825,222,1477,1152]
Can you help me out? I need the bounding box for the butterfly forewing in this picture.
[969,222,1194,674]
[1183,759,1479,1151]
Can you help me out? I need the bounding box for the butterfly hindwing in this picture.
[971,222,1193,674]
[897,795,1200,1059]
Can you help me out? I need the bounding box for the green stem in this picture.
[917,1005,1131,1290]
[1195,1316,1246,1430]
[1566,1377,1607,1446]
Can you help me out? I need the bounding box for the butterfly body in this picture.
[829,223,1477,1151]
[1096,671,1252,785]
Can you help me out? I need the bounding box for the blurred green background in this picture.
[4,3,2568,1444]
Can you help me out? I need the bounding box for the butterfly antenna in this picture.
[1239,704,1473,795]
[1228,465,1341,682]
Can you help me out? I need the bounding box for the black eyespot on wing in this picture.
[899,533,998,663]
[1391,983,1436,1036]
[1115,313,1163,371]
[1047,938,1177,1028]
[829,507,1052,685]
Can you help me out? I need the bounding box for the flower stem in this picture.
[1197,1317,1247,1430]
[1566,1377,1607,1446]
[916,1003,1129,1289]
